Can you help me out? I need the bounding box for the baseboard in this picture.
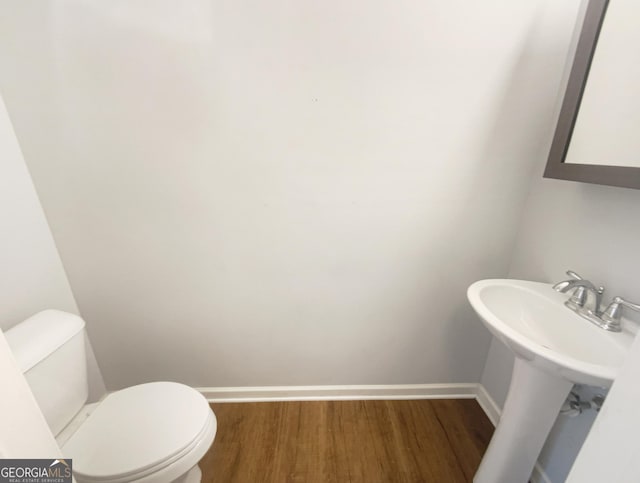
[197,383,479,403]
[475,384,501,426]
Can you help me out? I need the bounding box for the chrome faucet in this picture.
[553,270,640,332]
[552,270,604,315]
[551,270,586,292]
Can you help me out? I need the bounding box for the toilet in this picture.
[4,310,217,483]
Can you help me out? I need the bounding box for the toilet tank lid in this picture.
[4,310,85,373]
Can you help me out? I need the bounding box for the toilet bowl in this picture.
[4,310,217,483]
[62,382,216,483]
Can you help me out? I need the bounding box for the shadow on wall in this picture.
[435,3,580,377]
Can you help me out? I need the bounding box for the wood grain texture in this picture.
[199,399,494,483]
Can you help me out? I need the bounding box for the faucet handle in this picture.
[600,296,640,331]
[553,270,588,292]
[566,270,583,280]
[568,284,604,310]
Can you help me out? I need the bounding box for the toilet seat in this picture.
[62,382,216,483]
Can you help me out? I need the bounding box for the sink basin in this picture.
[468,279,633,387]
[467,279,635,483]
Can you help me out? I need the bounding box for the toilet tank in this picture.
[4,310,89,436]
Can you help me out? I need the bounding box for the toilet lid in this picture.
[63,382,211,481]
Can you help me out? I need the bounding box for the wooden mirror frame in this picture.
[544,0,640,190]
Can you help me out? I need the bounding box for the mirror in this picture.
[544,0,640,189]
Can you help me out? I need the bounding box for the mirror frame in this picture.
[544,0,640,190]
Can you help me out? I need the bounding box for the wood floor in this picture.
[199,399,494,482]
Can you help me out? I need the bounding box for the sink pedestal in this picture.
[475,357,572,483]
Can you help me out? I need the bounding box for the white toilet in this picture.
[4,309,217,483]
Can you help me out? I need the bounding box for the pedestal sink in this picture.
[468,279,634,483]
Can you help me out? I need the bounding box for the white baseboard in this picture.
[475,384,501,426]
[197,383,479,403]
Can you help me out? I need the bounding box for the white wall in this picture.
[0,0,582,390]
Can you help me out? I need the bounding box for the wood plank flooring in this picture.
[199,399,494,482]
